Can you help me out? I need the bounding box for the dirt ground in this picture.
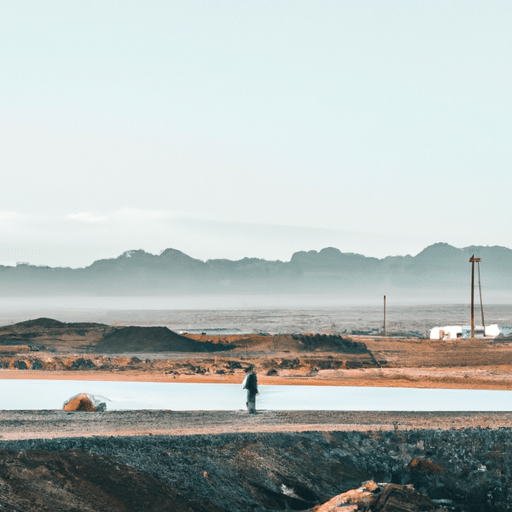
[3,333,512,390]
[2,410,512,441]
[3,320,512,511]
[3,318,512,408]
[3,365,512,390]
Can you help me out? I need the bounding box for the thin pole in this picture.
[469,255,481,338]
[383,295,386,336]
[478,261,485,330]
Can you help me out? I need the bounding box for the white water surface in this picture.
[1,380,512,412]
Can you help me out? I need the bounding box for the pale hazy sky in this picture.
[1,2,511,267]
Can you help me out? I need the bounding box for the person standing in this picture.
[242,370,258,413]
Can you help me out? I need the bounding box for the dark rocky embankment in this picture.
[1,428,511,511]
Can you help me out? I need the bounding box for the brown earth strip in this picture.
[1,410,512,441]
[2,366,512,390]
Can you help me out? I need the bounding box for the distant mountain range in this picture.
[1,243,511,300]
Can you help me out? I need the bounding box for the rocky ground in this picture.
[1,424,512,511]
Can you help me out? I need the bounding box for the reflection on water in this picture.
[1,380,511,412]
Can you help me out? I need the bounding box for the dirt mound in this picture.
[2,317,108,332]
[0,317,108,336]
[0,319,232,354]
[0,318,109,352]
[10,317,67,329]
[292,333,369,353]
[94,326,232,353]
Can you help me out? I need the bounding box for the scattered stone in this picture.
[407,458,443,475]
[14,360,29,370]
[71,358,97,370]
[346,360,363,369]
[279,358,300,369]
[0,425,511,510]
[373,483,443,511]
[30,359,44,370]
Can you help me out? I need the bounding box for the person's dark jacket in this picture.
[243,372,258,395]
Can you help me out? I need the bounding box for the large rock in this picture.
[70,358,97,370]
[314,480,379,511]
[314,481,445,512]
[63,393,106,412]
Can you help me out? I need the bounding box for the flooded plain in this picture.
[2,380,512,412]
[2,301,512,412]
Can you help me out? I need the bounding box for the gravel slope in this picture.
[2,426,512,511]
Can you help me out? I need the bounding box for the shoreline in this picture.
[1,368,512,390]
[2,410,512,441]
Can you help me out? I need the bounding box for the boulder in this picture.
[31,359,44,370]
[63,393,107,412]
[314,481,379,512]
[373,484,443,511]
[70,358,97,370]
[14,360,29,370]
[407,458,444,475]
[313,481,444,512]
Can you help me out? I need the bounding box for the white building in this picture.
[430,324,500,340]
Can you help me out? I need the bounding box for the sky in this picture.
[1,1,511,268]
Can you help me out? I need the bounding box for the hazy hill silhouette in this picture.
[1,243,511,300]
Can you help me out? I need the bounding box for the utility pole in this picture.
[478,260,485,330]
[469,255,481,338]
[383,295,386,336]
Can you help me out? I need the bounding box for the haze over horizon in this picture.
[1,2,511,268]
[1,241,510,270]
